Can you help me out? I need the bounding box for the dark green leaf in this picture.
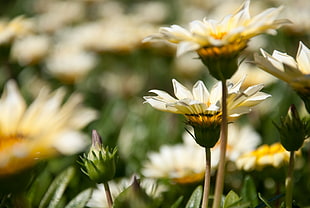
[171,196,184,208]
[185,185,202,208]
[39,167,75,208]
[64,188,93,208]
[258,193,272,208]
[240,175,258,206]
[223,190,240,208]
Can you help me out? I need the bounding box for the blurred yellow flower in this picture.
[0,81,97,176]
[236,143,290,171]
[143,0,288,57]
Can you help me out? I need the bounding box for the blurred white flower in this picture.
[87,176,166,208]
[35,0,85,33]
[0,16,34,45]
[213,123,261,162]
[45,45,97,83]
[230,62,277,88]
[0,80,97,176]
[142,123,261,183]
[11,35,50,65]
[141,139,206,184]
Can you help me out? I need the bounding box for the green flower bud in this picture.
[186,113,221,148]
[80,130,117,183]
[297,92,310,114]
[198,45,243,81]
[274,105,308,151]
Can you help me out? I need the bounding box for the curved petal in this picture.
[296,41,310,74]
[192,80,210,103]
[0,81,26,135]
[172,79,193,100]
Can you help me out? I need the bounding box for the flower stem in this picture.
[285,151,295,208]
[104,182,113,208]
[202,147,211,208]
[212,79,228,208]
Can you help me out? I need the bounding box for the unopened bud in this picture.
[274,105,307,151]
[80,130,117,183]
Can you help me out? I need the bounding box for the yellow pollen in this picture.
[198,41,248,57]
[185,112,222,126]
[0,134,25,151]
[211,32,227,40]
[173,171,205,184]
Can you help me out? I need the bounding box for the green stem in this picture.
[104,182,113,208]
[285,151,295,208]
[212,79,228,208]
[202,148,211,208]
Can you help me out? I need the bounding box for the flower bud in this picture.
[198,47,241,81]
[80,130,117,183]
[297,92,310,114]
[186,114,221,148]
[274,105,307,151]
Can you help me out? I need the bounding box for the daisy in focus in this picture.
[144,78,269,147]
[144,78,270,127]
[0,80,97,176]
[236,143,290,171]
[143,0,288,57]
[254,42,310,111]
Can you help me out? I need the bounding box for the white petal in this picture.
[148,89,177,103]
[0,80,26,134]
[272,50,297,69]
[177,41,200,56]
[172,79,193,100]
[296,41,310,74]
[209,82,222,105]
[53,131,89,154]
[243,84,264,96]
[192,80,209,103]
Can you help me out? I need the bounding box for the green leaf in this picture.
[171,196,184,208]
[258,193,272,208]
[240,175,258,206]
[64,188,93,208]
[223,190,240,208]
[39,167,75,208]
[185,185,202,208]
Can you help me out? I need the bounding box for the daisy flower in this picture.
[141,123,260,183]
[87,176,165,208]
[0,80,97,176]
[144,77,270,125]
[143,0,288,57]
[254,42,310,112]
[236,143,290,171]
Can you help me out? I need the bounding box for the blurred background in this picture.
[0,0,310,207]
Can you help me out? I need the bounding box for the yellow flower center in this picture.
[185,112,222,126]
[0,134,25,152]
[198,40,248,58]
[211,32,227,40]
[172,171,205,184]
